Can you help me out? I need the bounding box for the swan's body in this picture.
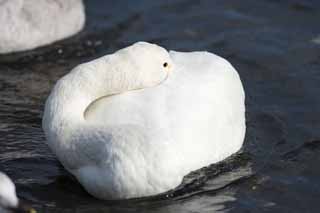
[0,172,18,211]
[0,172,35,213]
[43,42,245,200]
[0,0,85,53]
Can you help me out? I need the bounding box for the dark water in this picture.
[1,0,320,212]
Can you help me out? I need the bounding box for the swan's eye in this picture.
[163,62,168,68]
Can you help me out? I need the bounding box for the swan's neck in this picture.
[42,57,140,143]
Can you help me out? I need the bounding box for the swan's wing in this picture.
[169,50,245,107]
[165,51,246,163]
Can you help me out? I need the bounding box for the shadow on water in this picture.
[1,0,320,212]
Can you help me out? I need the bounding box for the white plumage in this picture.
[0,172,19,211]
[0,0,85,53]
[42,42,246,200]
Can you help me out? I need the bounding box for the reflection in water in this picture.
[311,35,320,45]
[1,0,320,212]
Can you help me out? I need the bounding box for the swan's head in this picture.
[114,41,173,88]
[0,172,36,213]
[43,41,174,124]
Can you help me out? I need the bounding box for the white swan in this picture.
[0,172,36,213]
[42,41,246,200]
[0,0,85,54]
